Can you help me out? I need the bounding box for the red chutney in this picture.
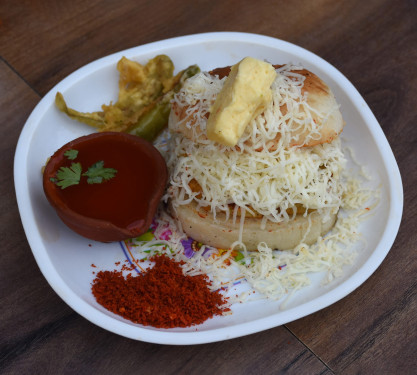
[91,254,230,328]
[56,136,155,228]
[43,132,167,242]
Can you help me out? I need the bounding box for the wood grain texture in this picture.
[0,0,416,373]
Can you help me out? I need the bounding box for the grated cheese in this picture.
[166,131,345,223]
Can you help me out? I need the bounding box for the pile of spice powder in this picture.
[91,254,230,328]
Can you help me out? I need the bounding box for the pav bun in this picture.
[171,202,337,251]
[170,65,344,148]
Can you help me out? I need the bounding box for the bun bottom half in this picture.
[171,201,337,251]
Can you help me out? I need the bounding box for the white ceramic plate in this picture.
[14,32,403,345]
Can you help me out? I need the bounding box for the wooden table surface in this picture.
[1,0,416,373]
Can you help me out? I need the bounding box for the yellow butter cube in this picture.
[206,57,277,147]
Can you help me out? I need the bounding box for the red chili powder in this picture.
[91,254,230,328]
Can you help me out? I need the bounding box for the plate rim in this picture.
[14,31,403,345]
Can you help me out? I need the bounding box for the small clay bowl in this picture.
[43,132,168,242]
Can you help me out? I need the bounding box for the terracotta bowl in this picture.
[43,132,168,242]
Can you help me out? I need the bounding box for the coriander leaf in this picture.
[83,160,117,184]
[64,149,79,160]
[55,162,82,189]
[234,252,244,262]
